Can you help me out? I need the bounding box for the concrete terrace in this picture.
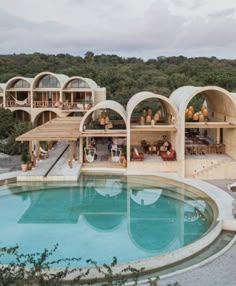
[17,141,81,182]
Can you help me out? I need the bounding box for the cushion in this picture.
[134,148,139,156]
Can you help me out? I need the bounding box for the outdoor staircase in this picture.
[193,157,233,180]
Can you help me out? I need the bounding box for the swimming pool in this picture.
[0,175,216,267]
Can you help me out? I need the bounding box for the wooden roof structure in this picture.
[81,129,127,137]
[131,124,177,131]
[16,117,81,142]
[185,122,236,129]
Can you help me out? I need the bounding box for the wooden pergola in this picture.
[16,117,81,168]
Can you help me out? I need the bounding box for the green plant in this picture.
[0,244,180,286]
[0,121,32,155]
[121,145,127,157]
[21,151,28,164]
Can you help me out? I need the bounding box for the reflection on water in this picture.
[0,176,212,266]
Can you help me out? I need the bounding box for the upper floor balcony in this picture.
[5,97,31,108]
[32,100,93,111]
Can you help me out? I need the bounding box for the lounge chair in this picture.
[111,145,121,163]
[40,147,48,159]
[131,148,144,161]
[84,147,96,163]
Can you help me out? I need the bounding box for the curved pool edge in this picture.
[49,221,222,282]
[158,232,236,281]
[50,174,235,281]
[1,172,235,281]
[153,173,236,231]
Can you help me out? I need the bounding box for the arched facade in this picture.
[4,77,32,108]
[79,100,127,165]
[33,110,60,127]
[170,86,236,177]
[126,91,180,174]
[62,76,96,112]
[1,70,236,179]
[32,72,69,109]
[80,100,127,132]
[0,84,5,107]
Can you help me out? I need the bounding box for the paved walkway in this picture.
[159,179,236,286]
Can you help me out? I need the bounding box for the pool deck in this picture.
[17,141,81,182]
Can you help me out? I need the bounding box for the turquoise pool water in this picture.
[0,175,214,267]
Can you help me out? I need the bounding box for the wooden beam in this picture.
[68,141,73,168]
[185,122,236,129]
[74,141,77,161]
[37,141,40,161]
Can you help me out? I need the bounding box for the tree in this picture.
[0,108,15,139]
[0,121,32,155]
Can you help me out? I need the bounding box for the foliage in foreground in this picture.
[0,108,16,139]
[0,244,180,286]
[0,121,32,155]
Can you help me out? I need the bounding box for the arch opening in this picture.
[183,88,236,176]
[128,94,178,164]
[34,111,58,127]
[36,74,60,88]
[13,110,31,122]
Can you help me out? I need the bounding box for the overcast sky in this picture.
[1,0,236,59]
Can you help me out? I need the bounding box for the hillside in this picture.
[1,52,236,105]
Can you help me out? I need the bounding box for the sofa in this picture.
[160,149,176,161]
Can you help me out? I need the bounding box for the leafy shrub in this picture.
[0,244,176,286]
[0,121,32,155]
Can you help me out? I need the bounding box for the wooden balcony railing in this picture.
[6,100,31,107]
[32,101,93,110]
[61,101,93,110]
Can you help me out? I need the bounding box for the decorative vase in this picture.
[188,106,194,113]
[147,108,152,116]
[154,112,159,122]
[199,114,204,122]
[27,162,32,171]
[187,110,193,119]
[21,164,28,172]
[140,116,145,125]
[203,108,208,117]
[146,115,152,123]
[193,113,199,121]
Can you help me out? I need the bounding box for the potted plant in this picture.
[21,151,28,172]
[27,153,33,171]
[120,145,127,166]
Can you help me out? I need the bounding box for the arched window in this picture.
[13,80,30,88]
[66,79,89,88]
[38,75,60,88]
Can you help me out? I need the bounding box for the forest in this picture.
[1,52,236,106]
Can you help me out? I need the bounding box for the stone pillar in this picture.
[216,128,220,144]
[80,137,83,164]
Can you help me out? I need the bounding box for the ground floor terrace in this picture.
[15,118,236,181]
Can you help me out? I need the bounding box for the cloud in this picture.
[175,9,236,49]
[0,0,236,59]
